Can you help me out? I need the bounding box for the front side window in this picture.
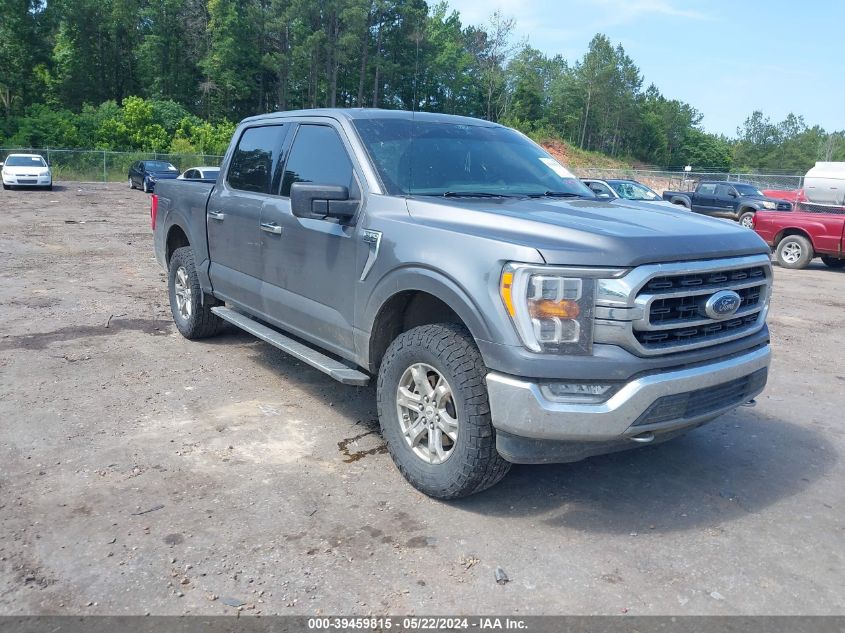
[734,184,764,196]
[715,184,734,198]
[227,125,287,194]
[610,181,660,200]
[352,118,594,198]
[281,125,354,197]
[586,181,614,197]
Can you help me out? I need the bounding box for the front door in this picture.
[713,184,738,218]
[207,124,289,308]
[258,123,362,359]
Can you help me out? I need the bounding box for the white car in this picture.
[1,154,53,190]
[177,166,220,182]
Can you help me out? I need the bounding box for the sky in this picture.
[446,0,844,138]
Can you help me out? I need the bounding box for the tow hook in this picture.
[629,431,655,443]
[741,399,757,408]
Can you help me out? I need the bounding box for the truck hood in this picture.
[406,196,770,267]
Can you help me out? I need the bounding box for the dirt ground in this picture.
[1,183,843,616]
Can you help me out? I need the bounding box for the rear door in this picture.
[207,124,289,308]
[258,121,363,358]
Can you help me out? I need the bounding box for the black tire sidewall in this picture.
[776,235,813,269]
[821,255,845,269]
[168,248,202,336]
[377,324,508,498]
[380,343,472,485]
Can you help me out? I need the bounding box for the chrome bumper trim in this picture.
[486,345,770,441]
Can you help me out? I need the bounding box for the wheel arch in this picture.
[774,227,815,249]
[363,268,495,373]
[165,223,191,267]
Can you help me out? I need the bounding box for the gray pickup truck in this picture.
[152,109,773,499]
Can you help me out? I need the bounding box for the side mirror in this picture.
[290,182,357,220]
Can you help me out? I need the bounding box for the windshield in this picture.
[352,118,595,198]
[5,156,46,167]
[733,184,764,196]
[609,180,660,200]
[145,161,177,171]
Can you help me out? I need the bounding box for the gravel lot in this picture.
[1,183,843,616]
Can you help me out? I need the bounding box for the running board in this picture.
[211,307,370,386]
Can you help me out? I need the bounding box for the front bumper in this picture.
[486,345,770,463]
[3,175,52,186]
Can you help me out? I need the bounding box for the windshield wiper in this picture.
[528,190,589,198]
[442,191,516,198]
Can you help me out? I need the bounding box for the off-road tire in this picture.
[821,255,845,269]
[775,234,814,269]
[168,246,225,339]
[738,211,755,228]
[377,323,511,499]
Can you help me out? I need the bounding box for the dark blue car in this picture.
[128,160,179,193]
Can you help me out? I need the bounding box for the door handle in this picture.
[260,222,283,235]
[208,210,225,220]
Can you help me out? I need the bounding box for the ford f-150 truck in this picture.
[753,208,845,269]
[663,181,792,228]
[152,109,773,499]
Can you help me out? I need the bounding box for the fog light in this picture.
[540,382,616,404]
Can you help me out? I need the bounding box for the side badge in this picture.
[360,229,382,281]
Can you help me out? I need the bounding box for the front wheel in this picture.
[739,211,755,228]
[377,323,510,499]
[142,179,150,193]
[775,234,814,269]
[128,177,135,190]
[821,255,845,269]
[168,247,225,339]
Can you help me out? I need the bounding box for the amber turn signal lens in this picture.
[500,271,515,317]
[528,299,581,319]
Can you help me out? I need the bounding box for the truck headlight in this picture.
[761,201,777,210]
[499,263,625,354]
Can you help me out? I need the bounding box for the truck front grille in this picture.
[594,255,772,357]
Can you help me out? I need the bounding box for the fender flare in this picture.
[361,265,495,344]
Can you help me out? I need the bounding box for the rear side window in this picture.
[227,125,287,194]
[281,125,354,197]
[698,184,717,195]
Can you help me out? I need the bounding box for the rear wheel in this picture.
[377,323,510,499]
[821,255,845,269]
[738,211,755,228]
[775,234,814,269]
[167,246,225,339]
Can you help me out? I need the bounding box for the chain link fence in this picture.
[572,167,804,196]
[0,148,224,183]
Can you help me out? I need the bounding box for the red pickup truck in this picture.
[753,209,845,269]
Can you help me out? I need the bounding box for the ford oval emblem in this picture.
[704,290,742,319]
